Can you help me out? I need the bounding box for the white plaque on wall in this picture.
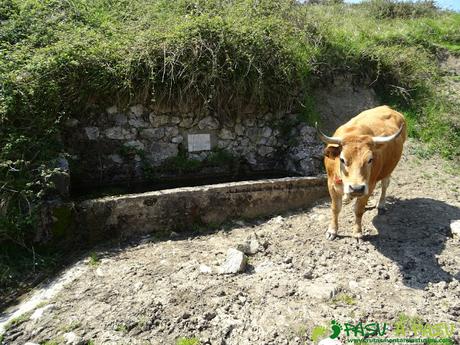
[187,134,211,152]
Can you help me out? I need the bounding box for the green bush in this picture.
[363,0,437,19]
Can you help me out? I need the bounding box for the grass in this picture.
[6,312,30,329]
[88,252,100,267]
[395,313,423,325]
[146,147,237,176]
[294,324,308,339]
[60,320,81,333]
[394,312,424,335]
[40,341,59,345]
[115,324,128,333]
[331,292,356,305]
[176,337,200,345]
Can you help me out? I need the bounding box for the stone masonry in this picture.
[63,106,324,188]
[62,76,377,189]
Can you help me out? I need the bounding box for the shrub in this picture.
[363,0,437,19]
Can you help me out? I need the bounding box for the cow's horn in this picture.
[315,122,342,145]
[372,124,404,144]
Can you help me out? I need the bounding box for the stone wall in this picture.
[62,75,378,191]
[63,106,324,189]
[76,176,328,243]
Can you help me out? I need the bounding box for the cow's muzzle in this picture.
[349,184,366,196]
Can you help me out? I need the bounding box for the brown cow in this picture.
[317,105,407,242]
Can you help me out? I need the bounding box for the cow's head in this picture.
[317,123,404,197]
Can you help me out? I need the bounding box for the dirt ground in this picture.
[1,139,460,345]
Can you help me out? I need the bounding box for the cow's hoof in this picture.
[354,237,363,244]
[325,232,337,241]
[377,207,387,215]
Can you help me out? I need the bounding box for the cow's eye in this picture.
[340,157,346,165]
[368,158,373,164]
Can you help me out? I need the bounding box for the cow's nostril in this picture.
[350,185,365,193]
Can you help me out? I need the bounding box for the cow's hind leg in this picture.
[377,176,390,211]
[326,184,342,241]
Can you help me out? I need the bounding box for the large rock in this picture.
[113,113,127,125]
[30,304,55,320]
[109,154,123,164]
[261,126,272,138]
[104,127,136,140]
[217,139,231,149]
[246,128,260,142]
[219,248,247,274]
[198,116,220,130]
[171,135,184,144]
[235,123,244,136]
[63,331,82,345]
[286,141,323,175]
[179,117,195,128]
[124,140,145,151]
[128,118,148,128]
[301,282,339,300]
[147,142,178,164]
[242,117,255,127]
[149,114,170,127]
[237,237,261,255]
[245,152,257,165]
[170,116,181,125]
[140,128,165,140]
[258,146,274,157]
[163,126,179,139]
[106,105,118,114]
[451,220,460,237]
[297,124,317,142]
[299,157,318,175]
[51,156,70,198]
[219,128,235,140]
[84,127,99,141]
[129,104,145,117]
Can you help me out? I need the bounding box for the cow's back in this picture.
[334,105,406,139]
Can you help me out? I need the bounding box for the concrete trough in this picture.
[76,176,328,242]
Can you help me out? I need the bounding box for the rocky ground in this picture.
[1,140,460,345]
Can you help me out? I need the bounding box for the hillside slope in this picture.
[0,0,459,298]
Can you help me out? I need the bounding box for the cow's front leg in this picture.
[326,183,342,241]
[353,195,370,243]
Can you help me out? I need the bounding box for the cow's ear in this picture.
[324,144,341,158]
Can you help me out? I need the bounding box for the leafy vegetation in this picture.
[331,292,356,305]
[363,0,437,19]
[40,341,59,345]
[0,0,459,291]
[147,147,237,176]
[88,252,100,267]
[0,242,61,307]
[176,337,200,345]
